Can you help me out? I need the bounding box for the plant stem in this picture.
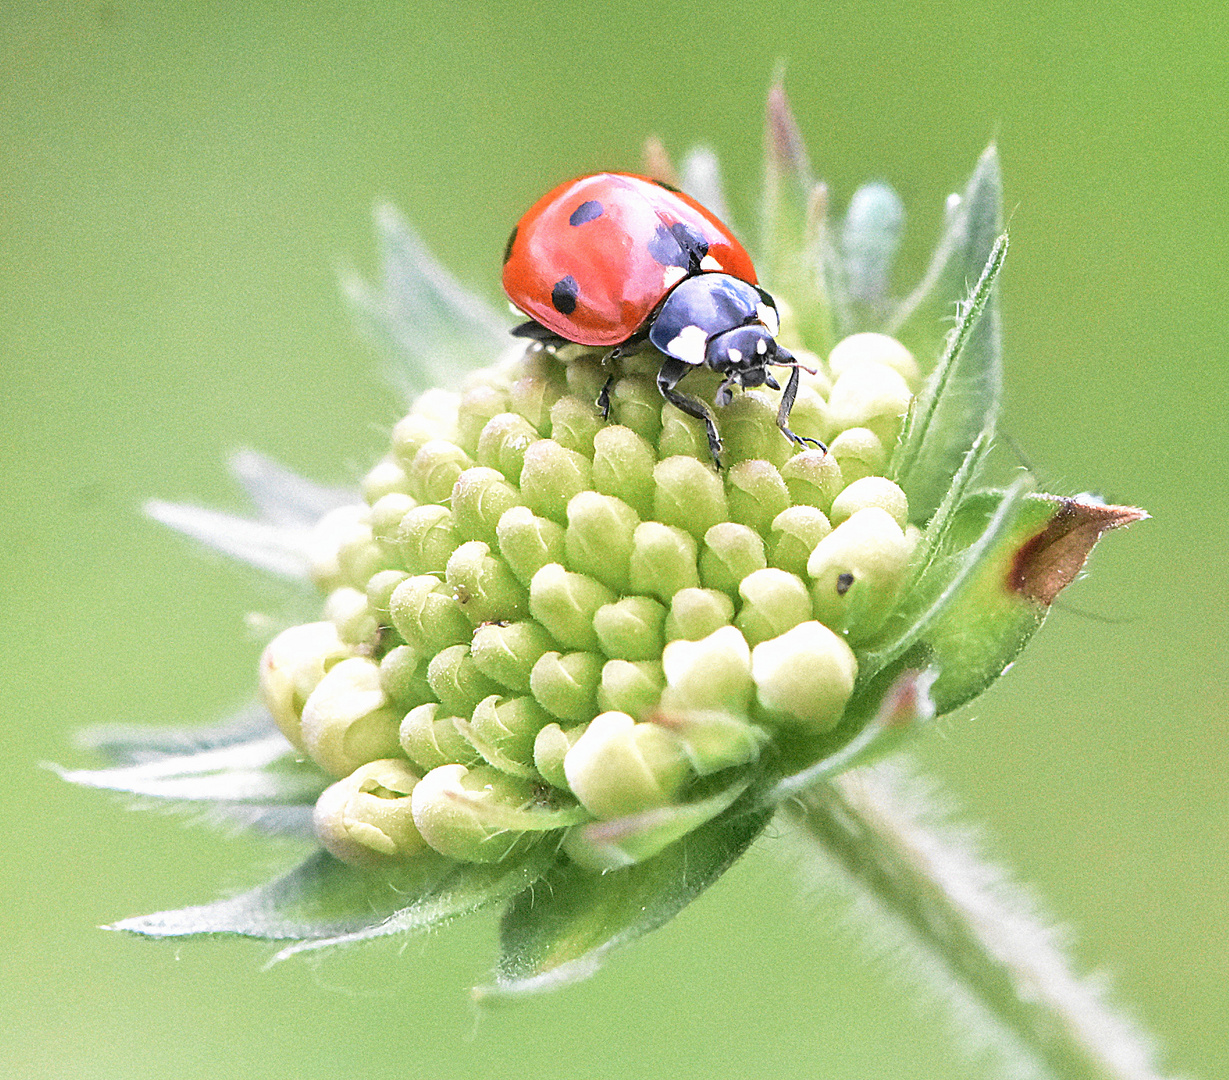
[781,763,1173,1080]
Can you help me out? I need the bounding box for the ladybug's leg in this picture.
[596,375,614,420]
[775,363,827,453]
[510,320,572,349]
[656,357,723,468]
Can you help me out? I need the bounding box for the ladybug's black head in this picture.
[706,324,791,404]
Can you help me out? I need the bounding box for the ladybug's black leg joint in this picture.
[596,375,614,420]
[657,357,723,469]
[776,363,826,453]
[510,320,572,349]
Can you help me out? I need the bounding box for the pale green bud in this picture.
[410,764,544,863]
[829,475,910,529]
[476,411,541,482]
[653,709,768,775]
[717,393,791,467]
[529,650,603,722]
[664,587,734,642]
[388,574,471,651]
[528,562,615,652]
[362,455,412,504]
[391,413,445,467]
[465,693,554,772]
[827,331,919,384]
[735,567,813,646]
[450,467,523,547]
[565,490,640,594]
[660,625,753,714]
[750,620,858,732]
[306,505,370,590]
[807,506,911,639]
[366,569,409,621]
[408,439,473,505]
[628,521,700,602]
[549,393,603,458]
[368,491,417,550]
[312,758,427,867]
[608,374,663,445]
[455,383,510,456]
[564,712,692,819]
[444,540,529,625]
[518,438,592,523]
[324,586,378,646]
[564,355,609,406]
[399,702,481,771]
[699,522,767,596]
[470,620,557,694]
[780,449,845,512]
[593,595,667,661]
[533,721,590,791]
[654,456,728,541]
[597,659,665,717]
[259,620,353,750]
[827,427,887,484]
[335,518,397,588]
[378,644,433,709]
[425,644,503,717]
[396,504,460,576]
[495,505,567,587]
[508,353,567,433]
[725,459,791,534]
[658,403,711,460]
[828,361,913,445]
[590,424,657,520]
[300,656,402,777]
[767,505,833,577]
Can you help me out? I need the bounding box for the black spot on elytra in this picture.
[836,572,855,595]
[551,275,579,315]
[569,200,604,226]
[647,221,709,271]
[503,226,517,265]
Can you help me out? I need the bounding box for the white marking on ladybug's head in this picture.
[756,302,780,337]
[756,338,768,354]
[727,347,742,363]
[662,266,688,291]
[700,254,722,272]
[665,324,709,366]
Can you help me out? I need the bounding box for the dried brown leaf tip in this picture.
[1010,496,1148,605]
[766,80,812,181]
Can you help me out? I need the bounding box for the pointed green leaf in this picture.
[759,79,841,355]
[72,704,282,765]
[891,232,1008,524]
[342,204,512,396]
[887,145,1004,359]
[111,845,552,953]
[840,181,906,330]
[483,792,774,998]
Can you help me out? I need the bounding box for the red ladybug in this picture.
[502,172,821,466]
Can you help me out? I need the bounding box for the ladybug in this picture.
[502,172,822,467]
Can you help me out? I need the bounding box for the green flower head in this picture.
[59,83,1143,999]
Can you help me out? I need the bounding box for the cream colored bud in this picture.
[549,393,604,457]
[300,656,402,777]
[827,427,887,484]
[259,621,353,750]
[445,540,529,625]
[664,587,735,642]
[530,650,604,722]
[476,412,541,482]
[807,506,911,639]
[388,574,471,652]
[533,721,590,791]
[628,521,701,602]
[827,332,918,384]
[593,595,667,661]
[324,586,378,646]
[780,449,844,512]
[565,490,640,594]
[495,505,566,587]
[660,625,753,714]
[699,522,767,596]
[456,383,510,456]
[597,659,665,718]
[564,712,692,819]
[396,504,459,576]
[767,506,832,577]
[450,467,523,547]
[410,764,544,863]
[399,702,481,771]
[312,759,426,867]
[361,455,412,504]
[529,562,616,653]
[751,620,858,732]
[470,620,557,695]
[829,475,910,529]
[408,439,473,506]
[519,438,592,523]
[725,459,791,534]
[735,567,813,646]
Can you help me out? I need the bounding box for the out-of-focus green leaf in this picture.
[891,232,1008,524]
[483,792,774,999]
[71,704,281,765]
[840,181,906,331]
[759,79,841,356]
[341,204,512,397]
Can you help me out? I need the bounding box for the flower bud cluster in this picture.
[259,332,920,867]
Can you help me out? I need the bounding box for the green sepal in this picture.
[759,77,841,356]
[481,789,774,999]
[839,181,906,333]
[109,845,554,963]
[891,230,1007,525]
[341,204,511,395]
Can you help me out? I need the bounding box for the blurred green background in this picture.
[3,1,1224,1077]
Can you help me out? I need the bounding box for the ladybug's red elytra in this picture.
[502,172,823,467]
